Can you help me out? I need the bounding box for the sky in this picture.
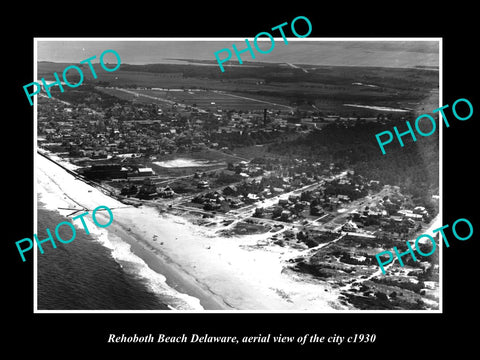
[36,39,440,68]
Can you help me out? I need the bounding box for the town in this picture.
[37,61,440,310]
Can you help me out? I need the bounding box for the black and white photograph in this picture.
[34,38,440,312]
[6,6,478,355]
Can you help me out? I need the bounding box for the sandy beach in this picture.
[36,152,347,311]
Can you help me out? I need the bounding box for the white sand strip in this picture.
[36,153,346,311]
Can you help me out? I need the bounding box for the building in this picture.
[342,220,358,232]
[222,185,238,196]
[82,164,128,180]
[197,180,209,189]
[280,210,292,221]
[397,209,423,220]
[137,167,155,176]
[158,186,175,198]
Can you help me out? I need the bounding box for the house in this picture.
[203,202,221,211]
[280,210,292,221]
[229,199,244,208]
[278,199,289,206]
[337,194,350,202]
[205,191,221,199]
[390,215,404,223]
[413,206,428,216]
[82,164,128,180]
[343,221,358,232]
[223,185,238,196]
[197,180,209,189]
[405,218,416,228]
[254,207,264,217]
[137,167,155,176]
[159,186,175,198]
[310,205,324,216]
[294,202,306,212]
[288,194,300,203]
[215,196,226,203]
[329,199,341,211]
[260,188,272,197]
[398,209,423,220]
[365,210,382,218]
[350,210,361,219]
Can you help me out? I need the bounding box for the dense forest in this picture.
[267,119,439,208]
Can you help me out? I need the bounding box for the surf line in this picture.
[15,205,114,262]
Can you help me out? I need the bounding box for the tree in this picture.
[120,184,137,196]
[253,207,264,218]
[300,191,313,202]
[272,206,283,218]
[375,291,389,302]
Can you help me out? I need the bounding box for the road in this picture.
[162,170,351,232]
[211,90,294,111]
[113,87,179,106]
[318,185,393,232]
[285,63,309,74]
[111,87,206,113]
[108,168,366,242]
[153,167,223,186]
[100,166,360,241]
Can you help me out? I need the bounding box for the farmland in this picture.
[96,87,294,112]
[38,60,438,117]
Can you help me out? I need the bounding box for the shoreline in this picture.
[36,152,344,311]
[104,213,233,310]
[36,153,229,310]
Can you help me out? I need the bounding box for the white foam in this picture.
[75,216,204,310]
[37,153,204,311]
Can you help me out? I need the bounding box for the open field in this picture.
[96,87,293,111]
[144,150,242,178]
[38,61,438,116]
[135,88,293,111]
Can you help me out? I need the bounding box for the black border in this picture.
[7,5,479,355]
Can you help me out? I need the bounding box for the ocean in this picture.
[37,208,170,310]
[37,40,439,69]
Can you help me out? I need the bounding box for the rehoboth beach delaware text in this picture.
[108,332,376,345]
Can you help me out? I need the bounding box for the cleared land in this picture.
[97,87,293,111]
[38,60,438,116]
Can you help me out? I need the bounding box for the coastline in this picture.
[36,152,344,311]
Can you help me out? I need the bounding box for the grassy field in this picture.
[95,87,292,111]
[38,61,438,117]
[133,88,293,111]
